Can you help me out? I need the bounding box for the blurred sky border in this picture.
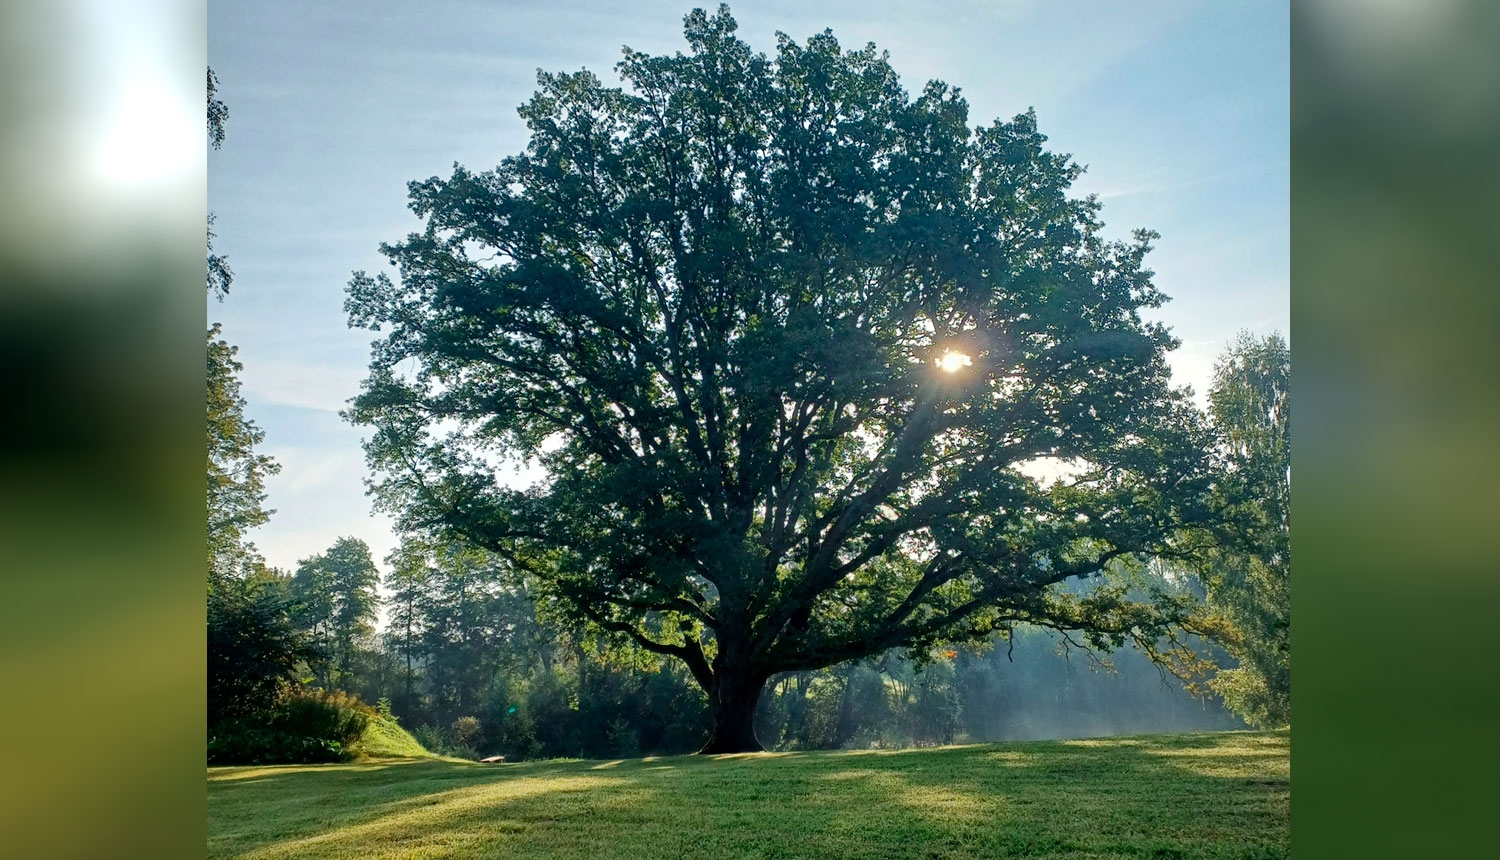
[208,0,1289,578]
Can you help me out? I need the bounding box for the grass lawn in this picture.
[208,729,1288,860]
[356,715,432,759]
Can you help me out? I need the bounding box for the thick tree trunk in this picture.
[833,664,858,748]
[699,664,768,754]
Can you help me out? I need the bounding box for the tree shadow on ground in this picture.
[208,731,1288,860]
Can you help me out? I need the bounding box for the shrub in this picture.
[486,706,543,762]
[607,716,640,758]
[207,688,373,765]
[451,715,481,747]
[207,728,346,765]
[411,724,447,755]
[274,689,372,747]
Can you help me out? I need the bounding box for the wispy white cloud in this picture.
[1077,158,1285,202]
[264,444,364,494]
[253,441,394,571]
[241,359,365,413]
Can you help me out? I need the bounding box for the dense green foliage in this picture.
[206,331,280,586]
[366,536,716,759]
[1204,333,1291,727]
[207,578,317,727]
[295,535,1236,762]
[209,689,374,765]
[290,536,381,688]
[209,730,1289,860]
[346,5,1226,752]
[207,728,347,766]
[207,586,432,765]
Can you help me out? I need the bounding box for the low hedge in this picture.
[209,689,372,765]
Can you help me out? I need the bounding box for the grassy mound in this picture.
[209,729,1288,859]
[354,715,431,759]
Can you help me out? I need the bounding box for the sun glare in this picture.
[938,352,972,373]
[95,79,199,188]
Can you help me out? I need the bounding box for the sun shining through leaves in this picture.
[937,352,972,373]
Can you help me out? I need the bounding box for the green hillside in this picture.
[209,730,1288,860]
[354,715,432,760]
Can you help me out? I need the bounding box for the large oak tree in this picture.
[346,6,1225,752]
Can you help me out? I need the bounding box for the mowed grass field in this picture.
[208,730,1288,860]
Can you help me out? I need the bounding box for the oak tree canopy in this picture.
[346,6,1224,752]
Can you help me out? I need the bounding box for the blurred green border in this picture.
[3,2,1499,858]
[1294,1,1500,856]
[0,2,207,859]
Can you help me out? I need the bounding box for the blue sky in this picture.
[209,0,1288,577]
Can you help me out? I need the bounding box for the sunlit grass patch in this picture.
[984,750,1038,767]
[209,730,1289,860]
[356,714,432,759]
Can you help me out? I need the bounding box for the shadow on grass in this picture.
[208,731,1289,860]
[801,731,1289,859]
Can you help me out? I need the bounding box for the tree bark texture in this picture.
[699,663,768,754]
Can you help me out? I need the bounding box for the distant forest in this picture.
[220,539,1243,761]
